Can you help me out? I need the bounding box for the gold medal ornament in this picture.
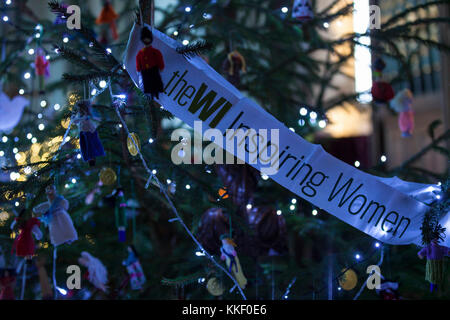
[206,277,224,296]
[127,132,140,156]
[338,268,358,291]
[99,167,117,185]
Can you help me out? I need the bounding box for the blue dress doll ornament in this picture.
[33,184,78,246]
[122,245,146,290]
[73,100,105,167]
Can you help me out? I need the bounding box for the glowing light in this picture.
[195,250,205,256]
[312,209,318,216]
[298,119,305,126]
[246,204,252,210]
[40,100,47,107]
[65,184,69,188]
[24,72,31,79]
[166,179,172,184]
[261,174,269,180]
[38,113,43,119]
[353,0,372,103]
[318,120,327,128]
[276,210,282,215]
[24,167,31,174]
[63,36,69,43]
[15,153,21,161]
[185,184,191,190]
[6,0,12,5]
[38,124,45,131]
[281,7,288,13]
[310,112,317,120]
[436,195,441,200]
[148,138,154,144]
[152,169,157,174]
[2,136,7,142]
[173,31,179,36]
[0,151,3,156]
[290,205,295,211]
[289,127,295,132]
[15,201,19,207]
[76,154,81,159]
[323,22,329,28]
[19,89,25,95]
[31,137,37,144]
[3,16,9,22]
[99,80,107,88]
[28,48,35,55]
[185,6,191,12]
[71,178,77,184]
[354,161,360,168]
[182,40,189,46]
[300,107,308,116]
[27,133,32,139]
[106,48,112,54]
[91,89,97,96]
[375,242,380,248]
[54,103,61,110]
[355,254,361,260]
[291,199,297,204]
[56,287,67,295]
[380,155,387,162]
[10,172,19,181]
[12,148,18,153]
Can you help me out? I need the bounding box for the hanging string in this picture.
[108,86,247,300]
[353,246,385,300]
[20,259,27,300]
[131,180,137,245]
[282,276,297,299]
[52,247,58,299]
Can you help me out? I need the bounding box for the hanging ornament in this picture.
[0,90,29,132]
[73,100,106,167]
[114,188,127,242]
[99,167,117,186]
[0,268,16,300]
[292,0,314,22]
[206,277,224,296]
[122,245,146,290]
[10,209,42,259]
[220,235,247,289]
[418,237,450,292]
[197,208,229,254]
[95,0,119,41]
[78,251,108,292]
[222,50,246,87]
[34,47,49,95]
[136,26,165,99]
[32,184,78,247]
[371,58,395,104]
[376,280,401,300]
[127,132,141,156]
[168,181,177,195]
[391,89,414,137]
[246,206,288,257]
[338,268,358,291]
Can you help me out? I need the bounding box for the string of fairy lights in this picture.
[0,0,444,300]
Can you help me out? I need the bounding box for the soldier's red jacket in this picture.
[136,46,165,72]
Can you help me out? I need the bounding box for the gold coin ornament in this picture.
[338,268,358,291]
[127,132,140,156]
[206,277,224,296]
[99,167,117,185]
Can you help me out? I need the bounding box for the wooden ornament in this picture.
[127,132,141,156]
[99,167,117,185]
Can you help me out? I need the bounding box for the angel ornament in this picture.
[73,100,106,167]
[220,235,247,289]
[33,184,78,247]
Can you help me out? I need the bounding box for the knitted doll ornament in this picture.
[96,0,119,40]
[73,100,106,167]
[391,89,414,137]
[371,58,395,104]
[220,236,247,289]
[136,27,165,99]
[222,50,246,87]
[292,0,314,22]
[418,238,450,292]
[10,209,42,258]
[34,48,49,94]
[122,245,146,290]
[33,184,78,246]
[78,251,108,292]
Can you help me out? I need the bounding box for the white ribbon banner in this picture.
[124,24,449,246]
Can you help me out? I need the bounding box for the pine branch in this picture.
[62,72,119,83]
[383,0,450,28]
[176,41,213,59]
[161,272,205,287]
[55,45,103,72]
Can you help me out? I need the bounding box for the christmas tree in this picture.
[0,0,449,301]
